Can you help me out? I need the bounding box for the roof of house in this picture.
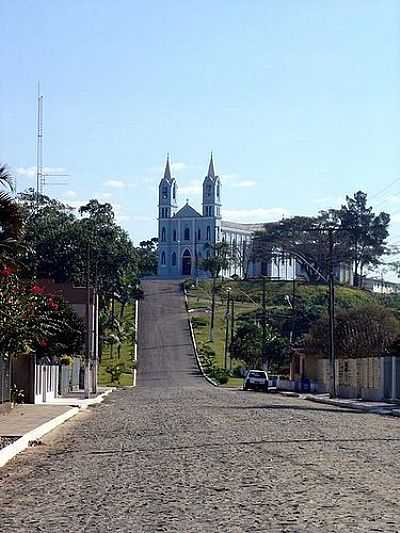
[221,220,265,233]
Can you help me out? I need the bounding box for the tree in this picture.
[230,320,288,370]
[334,191,390,286]
[137,238,158,275]
[18,192,139,298]
[0,164,23,263]
[253,192,390,286]
[202,242,232,331]
[304,303,399,359]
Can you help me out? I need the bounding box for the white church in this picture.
[157,154,296,280]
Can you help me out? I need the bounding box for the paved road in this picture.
[1,280,400,532]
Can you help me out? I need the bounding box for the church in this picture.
[157,154,296,280]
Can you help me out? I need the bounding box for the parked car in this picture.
[243,370,269,392]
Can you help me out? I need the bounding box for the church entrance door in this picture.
[182,250,192,276]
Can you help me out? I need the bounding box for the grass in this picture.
[187,280,257,388]
[99,302,135,388]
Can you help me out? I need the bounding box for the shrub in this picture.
[60,355,73,366]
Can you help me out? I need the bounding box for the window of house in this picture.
[171,252,176,266]
[161,251,166,265]
[161,227,166,241]
[184,227,190,240]
[173,229,177,241]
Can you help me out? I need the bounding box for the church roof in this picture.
[174,204,202,218]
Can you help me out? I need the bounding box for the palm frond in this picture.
[0,164,15,192]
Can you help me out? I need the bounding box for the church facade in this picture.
[157,154,296,280]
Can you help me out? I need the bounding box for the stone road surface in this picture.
[1,280,400,532]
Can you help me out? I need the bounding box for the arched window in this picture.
[184,227,190,241]
[161,251,166,265]
[206,226,211,241]
[173,183,176,199]
[209,207,213,217]
[197,228,201,241]
[217,182,220,198]
[173,229,177,241]
[207,184,212,196]
[171,252,177,266]
[161,227,166,241]
[161,208,164,218]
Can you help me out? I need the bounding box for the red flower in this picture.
[31,284,44,295]
[47,298,59,311]
[38,339,48,348]
[0,265,13,277]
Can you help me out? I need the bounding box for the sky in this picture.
[1,1,400,273]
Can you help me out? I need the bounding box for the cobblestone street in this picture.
[1,281,400,532]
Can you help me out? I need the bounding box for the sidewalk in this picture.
[292,391,400,417]
[0,388,114,468]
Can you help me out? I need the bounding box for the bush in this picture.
[106,364,126,384]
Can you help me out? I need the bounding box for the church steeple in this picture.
[207,152,215,180]
[202,153,221,219]
[163,153,172,182]
[159,153,177,220]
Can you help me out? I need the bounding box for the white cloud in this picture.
[222,207,289,223]
[220,173,239,182]
[178,179,203,196]
[94,192,113,200]
[64,190,77,199]
[15,166,66,177]
[104,179,127,189]
[171,162,186,172]
[233,180,257,188]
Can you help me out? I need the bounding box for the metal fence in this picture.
[0,357,11,404]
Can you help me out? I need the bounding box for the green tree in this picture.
[304,303,399,359]
[0,164,23,263]
[137,238,158,275]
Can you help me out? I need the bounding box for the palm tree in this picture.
[0,164,23,263]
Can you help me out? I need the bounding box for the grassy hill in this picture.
[186,278,379,383]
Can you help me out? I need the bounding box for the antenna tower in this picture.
[36,84,44,197]
[35,84,69,197]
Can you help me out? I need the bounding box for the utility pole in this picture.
[85,243,92,399]
[224,290,230,370]
[261,276,267,370]
[230,297,235,370]
[328,228,336,398]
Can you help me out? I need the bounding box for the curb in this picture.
[183,287,219,387]
[0,406,79,469]
[133,298,139,387]
[303,395,400,417]
[0,388,115,469]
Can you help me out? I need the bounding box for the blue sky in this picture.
[1,1,400,263]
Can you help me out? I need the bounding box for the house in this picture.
[291,351,400,401]
[12,281,99,404]
[362,277,400,295]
